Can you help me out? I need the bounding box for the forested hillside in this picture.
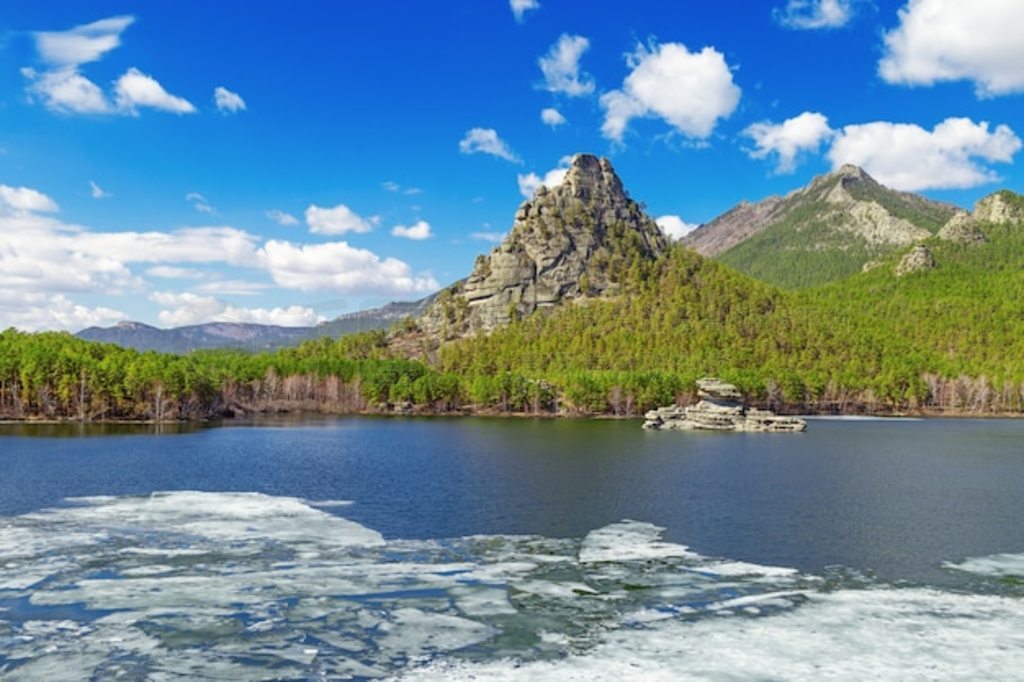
[4,199,1023,422]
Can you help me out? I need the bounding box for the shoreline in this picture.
[2,404,1023,427]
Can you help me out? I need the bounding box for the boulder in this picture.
[643,378,806,433]
[894,245,936,277]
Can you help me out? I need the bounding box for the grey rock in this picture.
[418,154,668,338]
[643,378,806,433]
[937,211,986,245]
[973,190,1024,225]
[895,245,936,277]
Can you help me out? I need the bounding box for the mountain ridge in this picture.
[684,165,960,288]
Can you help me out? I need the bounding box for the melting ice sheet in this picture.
[0,492,1021,680]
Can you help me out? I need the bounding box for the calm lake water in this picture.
[1,417,1022,679]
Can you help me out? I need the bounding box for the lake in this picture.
[1,416,1022,679]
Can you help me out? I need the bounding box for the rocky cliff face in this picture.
[937,211,987,245]
[419,154,667,338]
[973,190,1024,225]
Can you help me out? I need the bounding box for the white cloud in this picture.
[23,67,112,114]
[656,215,699,240]
[193,279,269,296]
[391,220,432,240]
[827,117,1022,191]
[774,0,858,30]
[744,111,835,173]
[305,203,378,235]
[185,192,215,215]
[600,41,741,142]
[0,182,437,329]
[471,231,505,243]
[89,180,110,199]
[33,15,135,67]
[214,86,246,113]
[517,156,573,198]
[510,0,540,22]
[879,0,1024,97]
[0,184,59,213]
[70,226,263,268]
[0,291,124,332]
[259,240,439,296]
[541,107,567,127]
[114,68,195,115]
[459,128,521,163]
[539,34,595,97]
[23,17,197,118]
[151,291,321,328]
[265,209,299,226]
[146,266,205,280]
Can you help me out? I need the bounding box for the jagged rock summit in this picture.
[644,378,807,432]
[419,154,667,338]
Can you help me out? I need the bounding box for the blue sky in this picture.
[1,0,1022,330]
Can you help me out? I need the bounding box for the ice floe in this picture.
[0,491,1020,680]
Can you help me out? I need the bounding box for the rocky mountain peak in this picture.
[938,210,987,245]
[973,190,1024,225]
[418,154,667,339]
[835,163,871,180]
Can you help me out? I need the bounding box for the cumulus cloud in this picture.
[115,68,195,114]
[150,291,321,327]
[656,215,699,240]
[879,0,1024,97]
[600,40,741,142]
[0,184,59,213]
[539,34,595,97]
[0,182,437,330]
[744,111,835,173]
[213,86,246,113]
[265,209,299,226]
[22,67,112,114]
[22,15,195,116]
[0,291,124,332]
[541,107,567,127]
[258,240,439,295]
[774,0,858,30]
[827,117,1022,191]
[517,156,573,198]
[391,220,432,240]
[305,203,378,235]
[510,0,540,22]
[459,128,521,163]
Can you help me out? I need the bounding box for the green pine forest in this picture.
[2,205,1024,422]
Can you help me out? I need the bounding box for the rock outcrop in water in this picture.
[643,378,807,432]
[417,154,667,339]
